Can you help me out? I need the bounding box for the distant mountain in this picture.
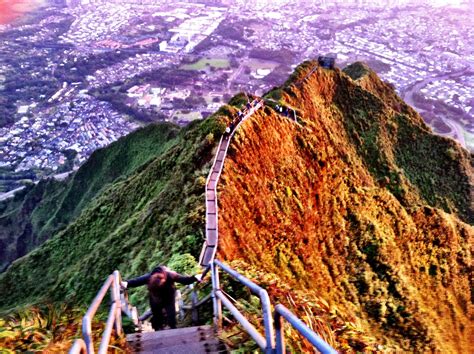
[0,61,472,352]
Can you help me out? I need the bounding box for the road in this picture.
[0,169,76,202]
[402,68,469,148]
[339,41,425,71]
[227,63,244,91]
[0,186,25,202]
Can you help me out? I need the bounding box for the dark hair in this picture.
[148,272,167,293]
[152,265,167,274]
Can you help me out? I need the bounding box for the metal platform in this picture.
[126,325,227,354]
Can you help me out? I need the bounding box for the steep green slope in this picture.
[0,115,227,310]
[341,62,473,222]
[0,123,179,272]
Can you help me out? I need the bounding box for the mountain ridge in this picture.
[0,61,472,352]
[0,123,179,272]
[216,61,473,352]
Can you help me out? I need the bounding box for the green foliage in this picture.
[337,80,471,223]
[342,62,371,80]
[0,303,128,352]
[392,114,472,223]
[0,116,227,311]
[227,92,250,108]
[283,60,315,87]
[0,123,181,272]
[168,253,200,275]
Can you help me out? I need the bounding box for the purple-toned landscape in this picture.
[0,0,473,195]
[0,2,473,353]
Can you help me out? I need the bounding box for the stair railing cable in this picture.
[69,270,139,354]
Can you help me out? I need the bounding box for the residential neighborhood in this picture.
[0,0,472,193]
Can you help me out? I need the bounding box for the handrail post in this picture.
[82,315,93,354]
[176,289,184,321]
[69,339,87,354]
[259,289,275,354]
[211,261,222,331]
[274,310,285,354]
[191,285,199,324]
[274,304,337,354]
[69,272,142,354]
[112,270,122,336]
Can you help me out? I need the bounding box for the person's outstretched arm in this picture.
[167,271,199,285]
[126,273,151,288]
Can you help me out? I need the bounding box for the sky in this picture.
[0,0,44,25]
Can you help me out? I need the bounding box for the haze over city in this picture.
[0,0,472,196]
[0,2,473,353]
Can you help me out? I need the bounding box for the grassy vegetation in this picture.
[333,69,472,223]
[0,303,129,353]
[392,113,473,222]
[1,61,472,353]
[343,62,371,81]
[216,62,473,352]
[0,123,181,272]
[181,58,230,70]
[219,260,379,352]
[282,60,315,87]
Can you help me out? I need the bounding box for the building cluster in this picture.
[333,8,472,94]
[422,80,473,115]
[160,4,226,54]
[88,53,173,88]
[0,0,472,195]
[0,93,138,172]
[60,4,133,46]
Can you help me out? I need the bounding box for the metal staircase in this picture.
[69,86,337,354]
[126,325,226,354]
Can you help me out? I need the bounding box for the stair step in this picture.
[127,325,212,342]
[134,338,223,353]
[127,325,227,354]
[128,328,214,347]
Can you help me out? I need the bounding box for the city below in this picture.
[0,0,473,195]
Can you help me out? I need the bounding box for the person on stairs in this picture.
[121,265,202,330]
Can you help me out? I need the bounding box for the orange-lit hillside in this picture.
[217,62,473,352]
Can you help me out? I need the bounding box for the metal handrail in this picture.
[69,270,139,354]
[69,338,87,354]
[212,259,275,354]
[178,276,213,324]
[274,304,337,354]
[68,90,334,353]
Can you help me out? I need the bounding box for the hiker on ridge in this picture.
[121,265,202,330]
